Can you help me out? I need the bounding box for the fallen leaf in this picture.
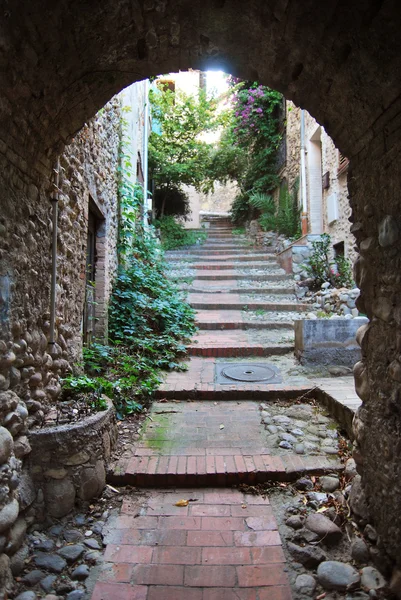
[219,424,225,429]
[316,594,326,600]
[317,506,328,513]
[175,499,189,507]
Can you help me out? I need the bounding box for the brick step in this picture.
[155,383,312,401]
[166,249,272,257]
[188,344,293,357]
[169,254,277,262]
[197,320,293,330]
[189,262,282,270]
[187,286,294,295]
[109,453,344,488]
[174,272,292,281]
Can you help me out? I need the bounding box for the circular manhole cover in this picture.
[221,364,276,382]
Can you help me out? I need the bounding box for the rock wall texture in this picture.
[0,0,401,582]
[0,98,122,590]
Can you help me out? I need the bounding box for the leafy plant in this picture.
[155,215,207,250]
[275,180,301,239]
[306,233,354,289]
[63,119,198,418]
[335,255,354,288]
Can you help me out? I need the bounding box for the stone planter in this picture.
[27,397,118,518]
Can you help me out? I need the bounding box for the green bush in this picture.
[306,233,354,289]
[155,215,207,250]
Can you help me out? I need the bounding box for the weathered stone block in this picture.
[294,317,368,366]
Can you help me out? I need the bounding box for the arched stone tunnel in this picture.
[1,0,401,573]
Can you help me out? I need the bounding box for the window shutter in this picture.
[338,152,349,176]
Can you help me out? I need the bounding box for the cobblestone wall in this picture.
[0,100,122,590]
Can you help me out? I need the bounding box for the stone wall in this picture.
[0,99,122,591]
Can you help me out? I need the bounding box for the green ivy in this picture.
[305,233,354,289]
[155,215,207,250]
[62,118,197,418]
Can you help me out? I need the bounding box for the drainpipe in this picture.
[49,158,60,346]
[300,109,308,236]
[143,78,150,228]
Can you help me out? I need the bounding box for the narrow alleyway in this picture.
[91,218,355,599]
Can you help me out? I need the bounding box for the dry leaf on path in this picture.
[175,499,189,507]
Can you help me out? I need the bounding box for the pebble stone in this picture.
[294,573,317,597]
[15,593,37,600]
[72,564,90,580]
[22,570,46,585]
[286,515,304,530]
[66,591,85,600]
[34,552,67,573]
[84,538,100,550]
[320,475,340,492]
[360,566,386,590]
[58,544,85,563]
[40,574,57,592]
[317,560,361,591]
[351,538,370,563]
[304,513,342,544]
[287,542,326,568]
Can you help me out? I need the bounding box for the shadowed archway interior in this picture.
[1,0,401,571]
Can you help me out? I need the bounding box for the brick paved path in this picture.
[93,488,292,600]
[94,217,358,598]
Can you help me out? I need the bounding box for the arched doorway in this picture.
[1,0,401,567]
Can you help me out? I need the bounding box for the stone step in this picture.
[188,294,307,311]
[168,253,276,262]
[196,319,294,330]
[188,262,282,270]
[173,272,292,281]
[186,284,294,295]
[192,254,277,263]
[109,452,344,488]
[195,244,254,250]
[194,309,294,330]
[188,342,294,356]
[166,249,272,257]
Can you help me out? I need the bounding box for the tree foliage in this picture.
[149,84,219,217]
[209,80,283,223]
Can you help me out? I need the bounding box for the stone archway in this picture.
[1,0,401,571]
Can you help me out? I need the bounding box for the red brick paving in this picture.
[94,488,292,600]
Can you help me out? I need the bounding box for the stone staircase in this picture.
[166,216,309,358]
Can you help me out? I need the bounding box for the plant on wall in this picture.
[306,233,354,289]
[63,125,197,417]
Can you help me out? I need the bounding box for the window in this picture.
[337,152,349,176]
[333,241,345,257]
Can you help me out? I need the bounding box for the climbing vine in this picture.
[62,120,197,418]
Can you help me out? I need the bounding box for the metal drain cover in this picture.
[216,362,282,384]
